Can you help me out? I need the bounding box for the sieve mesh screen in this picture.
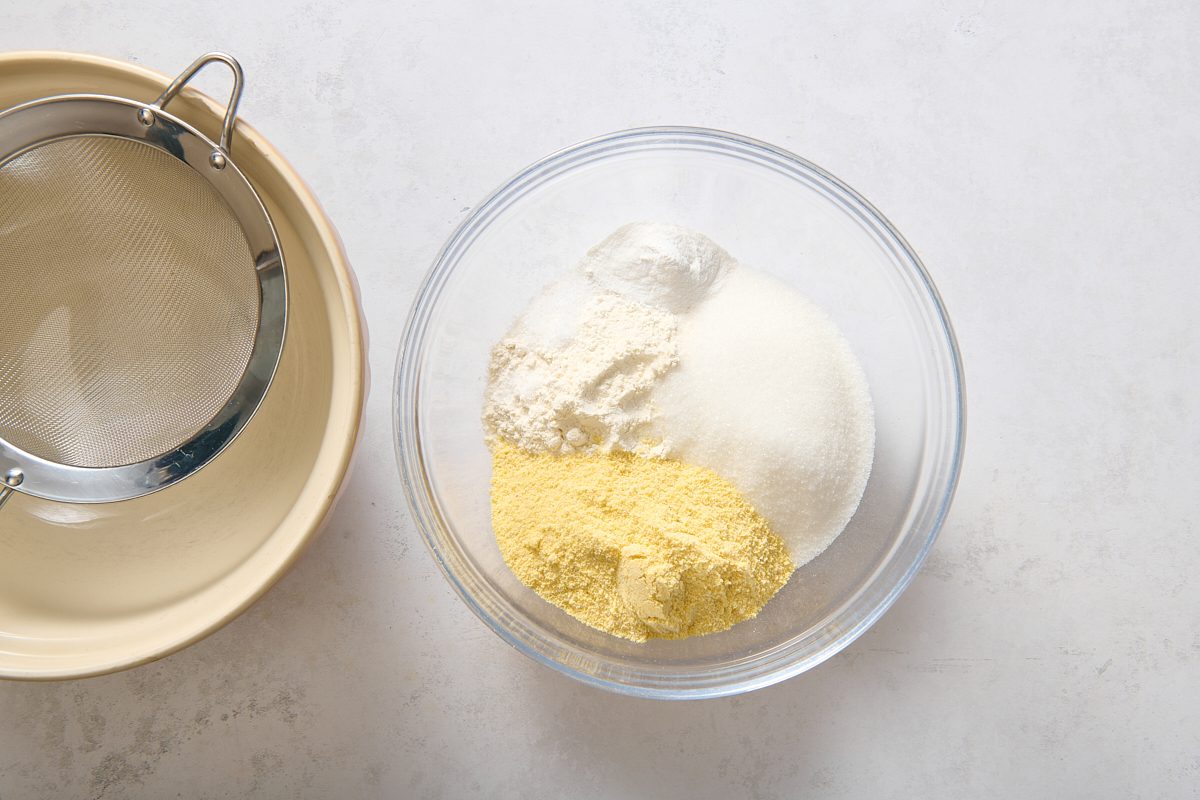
[0,135,260,468]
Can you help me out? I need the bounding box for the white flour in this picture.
[483,222,874,565]
[484,290,677,455]
[483,223,724,455]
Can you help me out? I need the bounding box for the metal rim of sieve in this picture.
[0,52,286,508]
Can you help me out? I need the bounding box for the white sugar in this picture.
[651,266,874,566]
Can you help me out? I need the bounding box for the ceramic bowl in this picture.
[0,52,367,680]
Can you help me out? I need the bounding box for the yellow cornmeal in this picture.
[489,442,794,642]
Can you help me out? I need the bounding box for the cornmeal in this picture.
[489,442,794,642]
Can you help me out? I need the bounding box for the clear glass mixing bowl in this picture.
[394,127,964,699]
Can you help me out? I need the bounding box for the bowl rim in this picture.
[395,125,965,699]
[0,50,368,681]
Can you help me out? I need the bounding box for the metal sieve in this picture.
[0,52,286,511]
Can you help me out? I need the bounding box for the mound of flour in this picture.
[483,222,874,565]
[484,289,678,455]
[483,223,729,455]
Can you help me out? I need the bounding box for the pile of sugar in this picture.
[484,222,874,566]
[651,267,875,567]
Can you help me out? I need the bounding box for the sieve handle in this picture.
[153,52,245,167]
[0,469,22,512]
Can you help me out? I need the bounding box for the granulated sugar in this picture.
[652,266,875,567]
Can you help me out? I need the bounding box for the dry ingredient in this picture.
[483,290,677,456]
[576,221,732,313]
[483,222,730,456]
[489,441,793,641]
[652,266,875,567]
[484,221,874,641]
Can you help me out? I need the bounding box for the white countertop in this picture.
[3,1,1198,797]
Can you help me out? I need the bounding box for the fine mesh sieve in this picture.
[0,53,286,510]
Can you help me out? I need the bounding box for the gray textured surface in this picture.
[2,1,1199,797]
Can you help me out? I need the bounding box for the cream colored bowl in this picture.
[0,52,367,680]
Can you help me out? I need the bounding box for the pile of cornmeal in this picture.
[483,222,874,642]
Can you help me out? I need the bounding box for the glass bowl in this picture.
[394,127,964,699]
